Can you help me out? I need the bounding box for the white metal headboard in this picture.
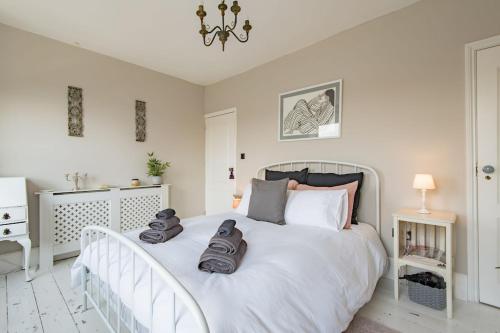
[257,160,380,234]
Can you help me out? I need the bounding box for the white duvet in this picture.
[71,212,387,333]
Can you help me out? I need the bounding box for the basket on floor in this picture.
[406,273,446,310]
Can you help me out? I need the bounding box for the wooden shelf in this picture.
[36,184,170,195]
[398,255,447,275]
[394,208,456,225]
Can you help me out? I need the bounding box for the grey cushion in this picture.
[247,178,289,225]
[265,168,308,183]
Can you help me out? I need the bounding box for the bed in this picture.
[71,161,387,333]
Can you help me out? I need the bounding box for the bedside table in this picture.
[393,208,456,318]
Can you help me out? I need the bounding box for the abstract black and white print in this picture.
[279,80,342,141]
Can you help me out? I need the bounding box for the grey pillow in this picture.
[247,178,289,225]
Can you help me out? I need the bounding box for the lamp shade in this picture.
[232,195,242,209]
[413,174,436,190]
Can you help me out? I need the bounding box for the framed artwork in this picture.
[279,79,342,141]
[135,100,146,142]
[68,86,83,137]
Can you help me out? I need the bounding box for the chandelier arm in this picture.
[203,32,219,47]
[206,25,222,34]
[228,29,249,43]
[225,13,238,31]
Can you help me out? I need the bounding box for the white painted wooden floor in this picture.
[0,258,499,333]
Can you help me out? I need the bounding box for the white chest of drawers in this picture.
[0,177,32,281]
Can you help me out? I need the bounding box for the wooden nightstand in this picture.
[393,208,456,318]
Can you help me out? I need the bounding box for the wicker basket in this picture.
[408,280,446,310]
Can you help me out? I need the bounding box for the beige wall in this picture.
[0,23,205,254]
[205,0,500,274]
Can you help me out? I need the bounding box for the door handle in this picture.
[482,165,495,174]
[2,213,10,220]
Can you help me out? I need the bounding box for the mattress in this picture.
[71,212,387,333]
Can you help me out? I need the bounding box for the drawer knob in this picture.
[3,229,11,236]
[2,213,10,220]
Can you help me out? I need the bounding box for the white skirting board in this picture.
[0,247,38,276]
[384,257,468,301]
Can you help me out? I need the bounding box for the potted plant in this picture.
[146,152,170,185]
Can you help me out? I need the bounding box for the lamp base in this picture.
[417,189,431,214]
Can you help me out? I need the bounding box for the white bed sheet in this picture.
[71,212,387,333]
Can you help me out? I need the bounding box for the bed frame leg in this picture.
[82,266,88,311]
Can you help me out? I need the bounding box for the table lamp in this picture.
[413,174,435,214]
[232,195,242,209]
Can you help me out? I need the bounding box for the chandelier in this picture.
[196,1,252,51]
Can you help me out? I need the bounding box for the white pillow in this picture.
[235,184,252,215]
[284,189,349,231]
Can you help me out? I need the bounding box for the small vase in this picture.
[131,179,140,187]
[151,176,162,185]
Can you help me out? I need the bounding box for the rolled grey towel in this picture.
[139,225,183,244]
[155,208,176,220]
[217,219,236,236]
[198,240,247,274]
[149,216,180,231]
[209,228,243,254]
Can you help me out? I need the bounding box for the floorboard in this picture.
[0,275,7,332]
[6,270,43,333]
[31,273,78,333]
[51,258,108,333]
[0,258,499,333]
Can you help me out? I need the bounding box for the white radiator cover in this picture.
[37,184,170,272]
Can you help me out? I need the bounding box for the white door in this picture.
[205,110,236,215]
[477,44,500,308]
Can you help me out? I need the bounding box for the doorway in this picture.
[205,108,237,215]
[466,36,500,306]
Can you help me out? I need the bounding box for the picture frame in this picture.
[278,79,342,141]
[135,100,146,142]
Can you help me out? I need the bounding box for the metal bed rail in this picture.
[257,160,380,234]
[80,226,210,333]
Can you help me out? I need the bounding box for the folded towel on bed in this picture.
[139,224,183,244]
[155,208,176,220]
[198,240,247,274]
[209,227,243,254]
[217,219,236,236]
[148,216,180,231]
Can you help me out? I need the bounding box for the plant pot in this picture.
[151,176,162,185]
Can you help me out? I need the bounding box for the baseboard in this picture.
[384,257,468,301]
[0,246,78,276]
[0,247,39,275]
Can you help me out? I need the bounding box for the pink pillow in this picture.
[287,179,299,190]
[295,181,359,229]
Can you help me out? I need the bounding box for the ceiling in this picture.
[0,0,419,85]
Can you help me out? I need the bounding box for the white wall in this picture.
[204,0,500,275]
[0,23,205,253]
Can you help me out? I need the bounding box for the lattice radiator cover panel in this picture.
[54,201,110,245]
[120,194,160,232]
